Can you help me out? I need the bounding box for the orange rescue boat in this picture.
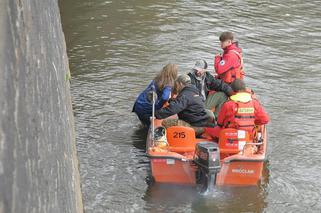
[146,119,268,188]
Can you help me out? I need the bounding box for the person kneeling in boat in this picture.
[155,74,215,135]
[132,63,178,127]
[205,79,269,140]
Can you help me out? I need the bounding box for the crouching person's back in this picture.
[155,74,215,135]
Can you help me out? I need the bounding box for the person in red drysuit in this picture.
[214,32,244,84]
[205,79,269,139]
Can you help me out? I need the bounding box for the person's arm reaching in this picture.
[155,86,171,109]
[155,95,188,119]
[207,74,233,96]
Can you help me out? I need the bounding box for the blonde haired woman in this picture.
[133,64,178,127]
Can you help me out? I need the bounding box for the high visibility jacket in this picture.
[214,42,244,84]
[217,92,269,136]
[228,98,255,133]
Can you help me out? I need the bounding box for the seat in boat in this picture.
[166,126,198,153]
[218,128,252,157]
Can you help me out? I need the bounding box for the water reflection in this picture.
[132,127,148,150]
[144,184,197,212]
[144,179,269,213]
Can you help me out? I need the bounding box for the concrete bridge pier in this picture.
[0,0,83,212]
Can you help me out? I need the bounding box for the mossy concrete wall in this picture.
[0,0,83,212]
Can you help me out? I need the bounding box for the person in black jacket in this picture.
[188,59,234,117]
[155,74,214,130]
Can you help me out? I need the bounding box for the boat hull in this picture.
[150,157,196,184]
[149,155,265,186]
[147,119,267,186]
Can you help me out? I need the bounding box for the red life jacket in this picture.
[225,98,255,135]
[219,50,244,84]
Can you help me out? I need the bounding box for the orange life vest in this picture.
[232,101,255,132]
[224,93,255,134]
[220,50,244,84]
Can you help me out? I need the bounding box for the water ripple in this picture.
[59,0,321,212]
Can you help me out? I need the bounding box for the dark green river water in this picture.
[59,0,321,212]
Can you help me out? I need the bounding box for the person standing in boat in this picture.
[206,32,245,116]
[132,63,178,127]
[155,74,215,134]
[188,59,233,118]
[205,79,269,139]
[214,31,244,84]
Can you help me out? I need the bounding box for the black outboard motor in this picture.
[194,142,221,193]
